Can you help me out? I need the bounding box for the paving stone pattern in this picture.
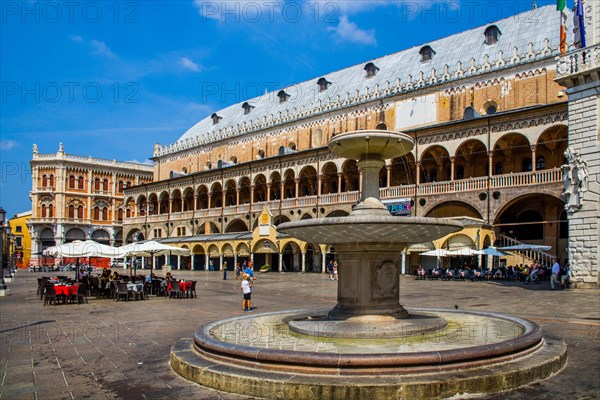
[0,271,598,400]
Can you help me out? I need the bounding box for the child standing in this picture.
[241,273,253,312]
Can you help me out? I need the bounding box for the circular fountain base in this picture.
[288,312,447,338]
[171,308,567,400]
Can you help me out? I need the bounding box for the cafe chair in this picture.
[43,284,58,306]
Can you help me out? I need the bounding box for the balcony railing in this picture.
[556,44,600,80]
[122,169,561,225]
[37,186,55,192]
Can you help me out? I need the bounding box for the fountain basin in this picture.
[277,215,463,244]
[172,308,567,399]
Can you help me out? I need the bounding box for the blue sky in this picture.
[0,0,559,218]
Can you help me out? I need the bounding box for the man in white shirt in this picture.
[551,258,561,290]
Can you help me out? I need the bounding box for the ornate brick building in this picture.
[28,144,153,266]
[121,5,598,286]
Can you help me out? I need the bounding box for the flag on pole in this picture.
[574,0,587,48]
[557,0,567,54]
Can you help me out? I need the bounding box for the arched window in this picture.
[484,25,501,45]
[317,77,331,91]
[78,176,84,189]
[364,62,379,78]
[419,46,435,62]
[94,178,100,191]
[102,207,108,221]
[118,181,124,192]
[102,179,109,191]
[521,158,532,172]
[42,175,47,187]
[69,175,75,188]
[48,204,54,217]
[126,209,131,218]
[77,206,83,219]
[277,90,290,103]
[536,156,545,170]
[41,204,46,218]
[93,207,100,220]
[463,106,478,120]
[49,175,54,187]
[118,209,123,221]
[69,205,75,219]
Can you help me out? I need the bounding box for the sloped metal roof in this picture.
[157,5,573,157]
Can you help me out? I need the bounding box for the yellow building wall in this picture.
[9,213,32,268]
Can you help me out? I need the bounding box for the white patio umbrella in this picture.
[42,240,124,278]
[43,240,124,258]
[119,241,190,275]
[420,249,449,257]
[474,247,508,257]
[446,248,478,256]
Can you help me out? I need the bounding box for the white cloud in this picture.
[180,57,202,72]
[90,40,116,59]
[70,35,84,43]
[0,140,18,150]
[328,15,376,45]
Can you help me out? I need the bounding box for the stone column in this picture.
[401,249,407,275]
[337,172,343,193]
[207,193,212,209]
[488,152,494,177]
[266,183,271,202]
[205,254,210,271]
[219,254,223,271]
[191,254,195,270]
[322,252,326,274]
[531,145,537,172]
[386,165,391,187]
[555,45,600,288]
[416,162,421,184]
[294,178,300,198]
[450,157,456,181]
[301,252,306,273]
[236,188,240,206]
[177,255,181,270]
[278,252,283,272]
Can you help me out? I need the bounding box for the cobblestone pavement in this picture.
[0,271,598,400]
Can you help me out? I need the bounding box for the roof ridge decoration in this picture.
[154,5,574,158]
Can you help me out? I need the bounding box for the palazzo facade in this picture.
[28,144,154,265]
[120,5,598,286]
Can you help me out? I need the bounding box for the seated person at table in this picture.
[100,268,110,279]
[110,271,120,281]
[145,273,156,284]
[416,265,425,279]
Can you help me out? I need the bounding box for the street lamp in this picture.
[6,229,14,278]
[0,207,8,295]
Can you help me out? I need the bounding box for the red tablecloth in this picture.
[179,281,191,292]
[54,284,78,296]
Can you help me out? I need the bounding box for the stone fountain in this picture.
[171,130,567,400]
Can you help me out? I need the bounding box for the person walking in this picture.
[223,261,228,280]
[327,260,334,280]
[551,258,561,290]
[241,273,253,312]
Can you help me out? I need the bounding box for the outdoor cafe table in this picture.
[178,281,191,292]
[53,284,78,298]
[127,283,144,293]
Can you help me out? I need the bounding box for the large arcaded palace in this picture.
[30,4,598,287]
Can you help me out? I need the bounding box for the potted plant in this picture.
[259,264,270,273]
